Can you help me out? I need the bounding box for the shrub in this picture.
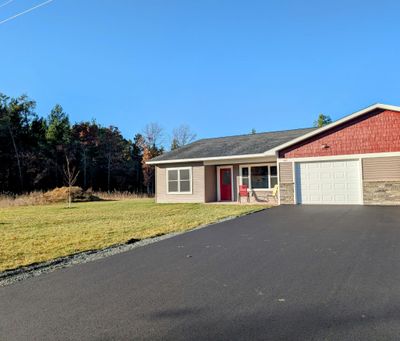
[43,187,99,203]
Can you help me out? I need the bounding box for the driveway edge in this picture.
[0,210,263,287]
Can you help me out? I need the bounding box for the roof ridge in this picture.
[195,127,315,143]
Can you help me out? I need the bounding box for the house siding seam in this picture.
[279,110,400,158]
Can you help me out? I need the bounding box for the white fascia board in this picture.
[276,151,400,163]
[270,103,400,153]
[204,155,277,166]
[146,152,271,165]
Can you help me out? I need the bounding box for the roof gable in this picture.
[273,103,400,153]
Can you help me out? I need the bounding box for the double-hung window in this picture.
[240,164,278,190]
[167,167,192,194]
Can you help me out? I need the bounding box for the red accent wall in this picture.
[279,110,400,158]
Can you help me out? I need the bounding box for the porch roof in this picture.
[149,127,315,164]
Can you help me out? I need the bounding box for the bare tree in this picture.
[143,122,164,147]
[7,123,23,190]
[171,124,196,150]
[63,155,80,208]
[141,123,164,194]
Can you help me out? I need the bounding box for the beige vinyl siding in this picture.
[279,162,293,183]
[156,162,205,203]
[204,165,217,202]
[363,156,400,181]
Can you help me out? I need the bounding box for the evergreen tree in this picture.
[46,104,71,187]
[314,114,332,127]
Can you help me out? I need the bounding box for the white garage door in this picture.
[295,160,362,205]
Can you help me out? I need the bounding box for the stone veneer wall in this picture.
[363,181,400,205]
[279,183,294,204]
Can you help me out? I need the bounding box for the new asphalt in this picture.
[1,205,400,340]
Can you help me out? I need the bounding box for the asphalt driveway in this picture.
[1,205,400,340]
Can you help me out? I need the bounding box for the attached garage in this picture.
[277,104,400,206]
[294,160,362,205]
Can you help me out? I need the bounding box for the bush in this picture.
[43,187,99,203]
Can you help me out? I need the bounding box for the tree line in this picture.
[0,93,196,194]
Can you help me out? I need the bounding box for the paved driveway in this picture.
[1,206,400,340]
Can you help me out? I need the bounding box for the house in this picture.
[147,104,400,205]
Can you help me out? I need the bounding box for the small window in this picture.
[167,168,192,193]
[270,166,278,188]
[241,167,249,187]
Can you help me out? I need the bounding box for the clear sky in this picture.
[1,0,400,146]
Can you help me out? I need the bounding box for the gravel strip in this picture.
[0,215,246,287]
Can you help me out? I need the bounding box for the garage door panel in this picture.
[322,195,335,201]
[309,195,322,201]
[334,172,345,179]
[333,183,345,190]
[320,172,332,179]
[322,183,333,190]
[333,194,346,201]
[347,183,359,190]
[308,184,319,190]
[333,162,346,168]
[295,160,361,205]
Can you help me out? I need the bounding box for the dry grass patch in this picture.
[0,189,152,208]
[0,199,265,272]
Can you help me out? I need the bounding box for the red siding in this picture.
[279,110,400,158]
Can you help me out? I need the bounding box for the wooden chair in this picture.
[239,185,249,203]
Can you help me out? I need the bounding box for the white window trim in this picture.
[217,165,234,202]
[166,167,193,195]
[239,163,278,191]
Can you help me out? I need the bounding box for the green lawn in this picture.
[0,199,264,272]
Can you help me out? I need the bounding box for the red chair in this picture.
[239,185,249,203]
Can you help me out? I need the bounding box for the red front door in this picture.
[220,168,232,201]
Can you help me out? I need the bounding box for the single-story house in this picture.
[147,104,400,205]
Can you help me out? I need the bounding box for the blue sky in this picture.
[1,0,400,146]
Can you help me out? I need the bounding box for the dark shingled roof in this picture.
[151,127,316,162]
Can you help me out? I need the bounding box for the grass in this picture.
[0,199,265,272]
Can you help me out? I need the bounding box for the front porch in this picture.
[204,162,279,205]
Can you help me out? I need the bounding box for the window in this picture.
[167,167,192,193]
[241,167,249,187]
[251,166,269,189]
[240,164,278,190]
[270,166,278,188]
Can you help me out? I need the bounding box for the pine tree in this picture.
[314,114,332,127]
